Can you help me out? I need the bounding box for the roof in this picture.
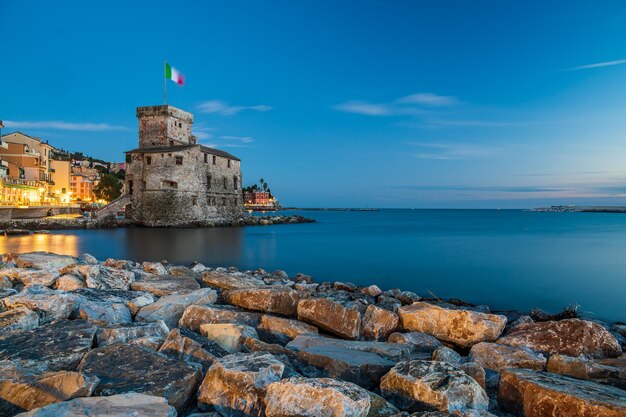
[126,144,240,161]
[1,131,42,142]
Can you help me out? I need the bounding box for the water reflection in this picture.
[0,233,80,256]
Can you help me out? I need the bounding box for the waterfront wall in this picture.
[0,206,82,221]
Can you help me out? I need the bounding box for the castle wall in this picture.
[137,105,194,148]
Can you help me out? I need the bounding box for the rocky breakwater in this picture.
[0,252,623,417]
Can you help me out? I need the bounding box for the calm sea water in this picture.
[1,209,625,322]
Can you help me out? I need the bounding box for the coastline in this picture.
[530,205,626,213]
[0,251,623,416]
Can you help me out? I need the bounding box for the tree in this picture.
[93,174,122,202]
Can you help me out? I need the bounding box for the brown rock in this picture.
[158,328,227,371]
[547,354,623,383]
[0,307,39,335]
[398,302,507,348]
[498,368,626,417]
[199,323,259,353]
[0,361,99,416]
[222,287,307,316]
[135,288,217,329]
[3,252,77,270]
[497,318,622,359]
[131,273,200,297]
[265,377,372,417]
[379,360,489,414]
[469,342,547,371]
[387,332,442,353]
[197,352,285,417]
[298,298,362,340]
[54,275,86,291]
[258,315,318,344]
[363,305,399,341]
[459,362,486,390]
[179,304,262,331]
[202,270,264,290]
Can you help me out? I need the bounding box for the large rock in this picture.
[179,304,263,331]
[131,274,201,296]
[199,323,259,353]
[497,319,622,359]
[398,302,507,348]
[197,352,285,416]
[265,377,372,417]
[0,360,99,416]
[96,321,170,347]
[13,393,176,417]
[202,270,265,290]
[5,269,60,287]
[158,328,227,371]
[85,266,135,290]
[380,360,489,413]
[469,342,547,371]
[142,261,168,275]
[3,252,77,270]
[258,315,318,344]
[362,305,399,342]
[498,368,626,417]
[0,320,96,371]
[387,332,442,353]
[136,288,217,329]
[298,298,362,340]
[366,391,400,417]
[55,275,86,291]
[547,354,625,385]
[77,343,202,413]
[222,287,306,316]
[0,307,39,335]
[77,301,132,325]
[2,286,78,323]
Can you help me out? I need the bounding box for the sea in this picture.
[1,209,625,323]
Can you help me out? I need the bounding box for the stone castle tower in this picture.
[125,105,244,226]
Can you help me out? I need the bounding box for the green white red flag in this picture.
[165,62,184,85]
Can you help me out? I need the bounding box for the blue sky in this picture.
[3,1,626,208]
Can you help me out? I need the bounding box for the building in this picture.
[70,173,97,202]
[50,159,72,202]
[124,105,243,226]
[0,132,55,184]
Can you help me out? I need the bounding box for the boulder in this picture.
[396,291,420,305]
[362,285,383,298]
[202,270,265,290]
[96,321,170,347]
[547,354,624,384]
[366,391,400,417]
[0,275,12,289]
[131,274,200,297]
[9,269,60,287]
[127,294,156,315]
[459,362,486,390]
[0,320,96,371]
[85,266,135,290]
[3,252,77,270]
[197,352,285,416]
[0,360,99,416]
[12,393,176,417]
[265,377,372,417]
[2,286,78,323]
[103,258,130,269]
[77,343,202,413]
[379,360,489,414]
[362,305,399,341]
[0,306,39,335]
[498,368,626,417]
[398,302,507,348]
[222,287,306,316]
[79,253,98,264]
[258,315,318,344]
[54,275,86,291]
[142,261,168,275]
[78,301,132,325]
[135,288,217,329]
[298,298,362,340]
[179,304,263,331]
[199,323,259,353]
[469,342,547,371]
[431,346,463,366]
[158,328,227,371]
[387,332,442,353]
[497,319,623,359]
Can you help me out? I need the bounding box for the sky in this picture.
[3,1,626,208]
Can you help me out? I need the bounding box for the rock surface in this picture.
[0,306,39,334]
[131,273,200,297]
[265,377,372,417]
[13,393,177,417]
[200,323,259,353]
[2,286,77,323]
[202,269,264,290]
[158,328,227,371]
[223,287,306,316]
[362,305,399,342]
[136,288,217,329]
[497,318,622,359]
[380,360,489,414]
[96,321,170,347]
[387,332,442,353]
[77,343,202,412]
[398,302,507,348]
[298,298,362,340]
[469,342,547,371]
[498,368,626,417]
[258,315,319,344]
[179,304,262,331]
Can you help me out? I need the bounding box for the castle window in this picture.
[227,159,231,168]
[204,154,207,163]
[179,122,182,128]
[223,177,227,189]
[222,197,226,206]
[212,155,216,165]
[169,140,174,146]
[175,156,183,165]
[161,180,178,189]
[128,180,134,195]
[192,196,197,205]
[146,156,152,165]
[207,175,212,189]
[233,176,238,190]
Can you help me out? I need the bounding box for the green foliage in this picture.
[93,173,122,202]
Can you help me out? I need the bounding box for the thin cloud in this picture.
[3,120,130,132]
[197,100,272,116]
[396,185,571,193]
[220,135,253,143]
[563,58,626,71]
[333,92,457,116]
[410,142,499,160]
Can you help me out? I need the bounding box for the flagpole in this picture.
[163,60,167,105]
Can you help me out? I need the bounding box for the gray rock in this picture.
[258,315,319,345]
[179,304,263,331]
[97,321,170,347]
[431,346,463,365]
[202,270,265,290]
[131,273,200,297]
[78,343,202,413]
[387,332,442,353]
[469,342,547,371]
[3,252,77,270]
[158,328,227,372]
[200,323,259,353]
[2,285,78,323]
[0,306,39,335]
[78,301,132,325]
[135,288,217,329]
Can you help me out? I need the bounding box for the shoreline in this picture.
[0,251,623,416]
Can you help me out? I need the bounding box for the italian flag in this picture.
[165,62,185,85]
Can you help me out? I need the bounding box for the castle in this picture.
[124,105,243,226]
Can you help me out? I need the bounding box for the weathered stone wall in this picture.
[137,105,194,148]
